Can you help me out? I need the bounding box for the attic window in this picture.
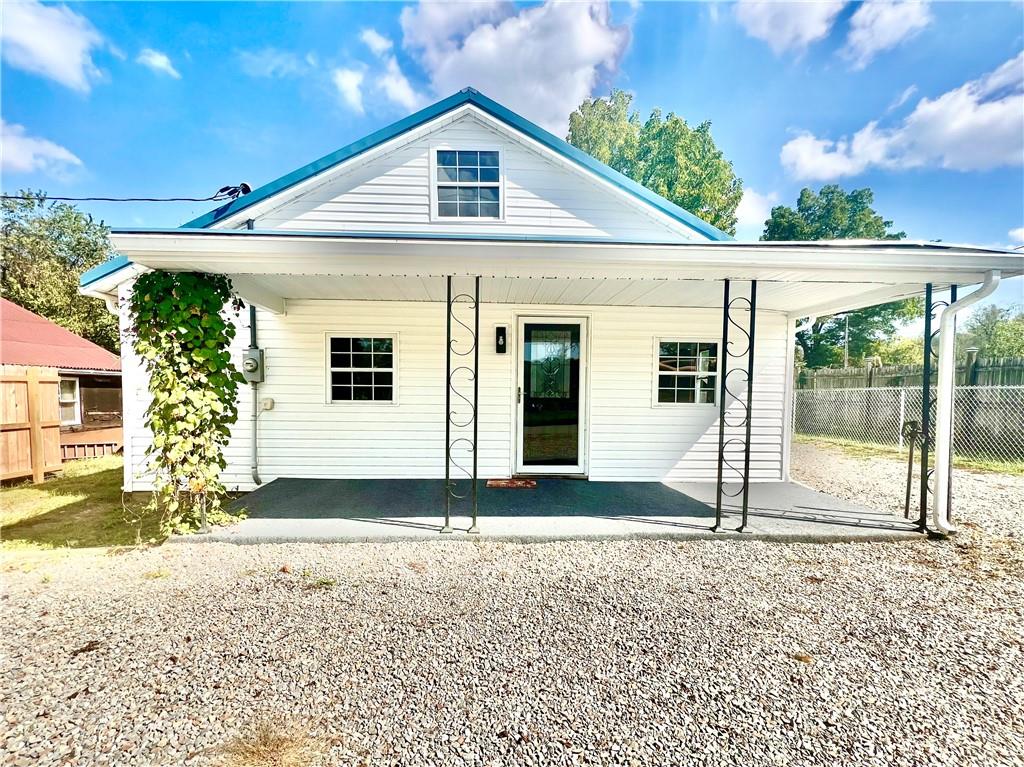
[434,149,501,219]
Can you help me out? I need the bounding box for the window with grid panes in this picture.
[435,149,500,218]
[656,341,718,404]
[328,337,395,402]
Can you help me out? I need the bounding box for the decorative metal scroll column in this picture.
[443,275,481,534]
[714,279,758,533]
[918,284,956,532]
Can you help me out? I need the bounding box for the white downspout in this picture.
[932,271,1000,534]
[783,316,815,481]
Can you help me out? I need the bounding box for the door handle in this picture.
[517,386,522,404]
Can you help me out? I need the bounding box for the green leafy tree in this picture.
[762,185,919,368]
[960,304,1024,358]
[567,90,743,234]
[1,190,119,351]
[864,336,923,365]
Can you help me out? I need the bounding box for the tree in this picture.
[960,304,1024,358]
[762,185,919,368]
[567,90,743,234]
[864,336,923,366]
[1,191,118,352]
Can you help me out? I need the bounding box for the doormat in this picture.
[486,478,537,489]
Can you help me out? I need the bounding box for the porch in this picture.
[201,477,921,543]
[83,230,1023,537]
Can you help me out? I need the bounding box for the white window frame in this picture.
[429,142,505,223]
[324,332,399,405]
[652,338,720,408]
[59,376,81,426]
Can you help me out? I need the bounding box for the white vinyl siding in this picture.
[251,114,697,243]
[120,297,787,490]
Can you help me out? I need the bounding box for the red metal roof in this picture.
[0,298,120,371]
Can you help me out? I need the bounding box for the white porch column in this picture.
[932,271,1000,534]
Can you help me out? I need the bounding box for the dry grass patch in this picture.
[0,455,163,552]
[216,721,323,767]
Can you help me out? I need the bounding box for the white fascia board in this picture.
[108,233,1024,285]
[79,263,148,304]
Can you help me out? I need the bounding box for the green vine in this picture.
[128,271,245,534]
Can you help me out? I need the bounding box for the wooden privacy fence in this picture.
[1,365,63,482]
[797,355,1024,389]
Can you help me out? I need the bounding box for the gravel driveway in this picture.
[3,442,1022,767]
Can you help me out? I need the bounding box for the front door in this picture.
[516,318,587,475]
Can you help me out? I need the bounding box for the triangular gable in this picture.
[183,88,730,242]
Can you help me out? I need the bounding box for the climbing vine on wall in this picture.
[128,271,245,534]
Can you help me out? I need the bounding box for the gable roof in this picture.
[0,298,120,371]
[181,88,731,241]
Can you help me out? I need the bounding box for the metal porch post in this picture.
[737,281,758,533]
[918,284,933,533]
[443,276,453,534]
[714,279,758,533]
[468,276,480,534]
[442,275,480,534]
[713,280,731,532]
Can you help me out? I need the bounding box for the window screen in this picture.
[436,149,500,218]
[657,341,718,404]
[329,337,395,402]
[59,378,80,425]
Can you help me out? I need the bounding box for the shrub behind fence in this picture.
[793,385,1024,465]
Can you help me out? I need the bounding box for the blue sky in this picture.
[2,0,1022,310]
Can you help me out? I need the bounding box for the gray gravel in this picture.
[2,442,1023,767]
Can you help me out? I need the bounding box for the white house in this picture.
[81,88,1022,534]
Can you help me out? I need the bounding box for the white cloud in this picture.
[781,51,1024,180]
[400,0,630,134]
[333,68,365,114]
[1,120,82,177]
[1010,227,1024,245]
[238,48,310,78]
[136,48,181,79]
[843,1,932,70]
[735,188,779,240]
[377,56,423,111]
[733,0,846,55]
[0,0,104,91]
[360,28,394,57]
[887,84,918,112]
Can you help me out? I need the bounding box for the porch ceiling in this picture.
[222,272,925,315]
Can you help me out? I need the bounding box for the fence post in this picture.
[25,366,45,483]
[966,348,979,385]
[898,389,906,451]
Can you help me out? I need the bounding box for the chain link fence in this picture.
[793,385,1024,467]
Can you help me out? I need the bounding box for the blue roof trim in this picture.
[80,254,131,288]
[180,88,732,241]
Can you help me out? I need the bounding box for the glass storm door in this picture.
[516,319,586,474]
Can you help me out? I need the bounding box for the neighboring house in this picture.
[0,298,122,459]
[80,88,1022,533]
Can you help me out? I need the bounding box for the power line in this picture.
[0,183,252,204]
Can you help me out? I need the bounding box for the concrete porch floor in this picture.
[192,478,923,543]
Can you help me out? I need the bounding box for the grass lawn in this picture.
[0,456,162,552]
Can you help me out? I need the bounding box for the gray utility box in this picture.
[241,347,265,383]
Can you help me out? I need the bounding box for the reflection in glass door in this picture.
[519,320,585,472]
